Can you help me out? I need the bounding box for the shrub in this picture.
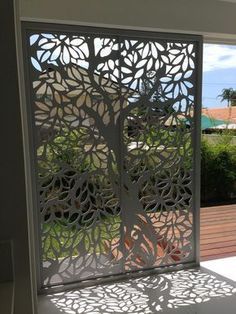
[201,139,236,203]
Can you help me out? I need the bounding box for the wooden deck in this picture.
[200,204,236,261]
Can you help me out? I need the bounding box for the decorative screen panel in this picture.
[24,25,201,289]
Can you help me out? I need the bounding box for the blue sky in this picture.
[203,44,236,108]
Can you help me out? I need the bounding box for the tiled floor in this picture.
[201,256,236,282]
[38,265,236,314]
[2,261,236,314]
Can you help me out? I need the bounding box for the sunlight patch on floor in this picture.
[38,267,236,314]
[201,256,236,282]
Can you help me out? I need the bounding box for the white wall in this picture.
[19,0,236,43]
[0,1,35,313]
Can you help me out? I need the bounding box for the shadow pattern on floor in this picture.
[40,267,236,313]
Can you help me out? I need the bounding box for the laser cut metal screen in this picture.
[23,24,202,289]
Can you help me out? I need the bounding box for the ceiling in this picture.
[218,0,236,3]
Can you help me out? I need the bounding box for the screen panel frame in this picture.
[21,21,202,294]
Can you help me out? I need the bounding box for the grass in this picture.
[41,215,121,260]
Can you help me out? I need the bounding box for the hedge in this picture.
[201,138,236,204]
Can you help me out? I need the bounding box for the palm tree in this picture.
[218,88,236,107]
[231,91,236,106]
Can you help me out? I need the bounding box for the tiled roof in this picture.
[202,107,236,123]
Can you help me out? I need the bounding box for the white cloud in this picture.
[203,44,236,72]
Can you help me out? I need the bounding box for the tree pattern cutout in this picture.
[27,30,198,286]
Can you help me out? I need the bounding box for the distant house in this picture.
[202,107,236,132]
[202,107,236,123]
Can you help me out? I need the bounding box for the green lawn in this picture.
[42,215,121,260]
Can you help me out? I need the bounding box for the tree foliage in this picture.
[218,88,236,107]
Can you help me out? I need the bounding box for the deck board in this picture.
[200,204,236,261]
